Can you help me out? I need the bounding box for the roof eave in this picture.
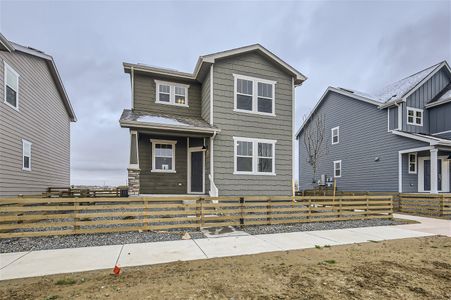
[120,120,220,134]
[0,33,15,52]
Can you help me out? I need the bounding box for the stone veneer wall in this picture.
[128,168,140,196]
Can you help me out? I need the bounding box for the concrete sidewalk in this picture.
[0,214,448,281]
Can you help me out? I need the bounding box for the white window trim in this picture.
[151,139,177,173]
[408,153,417,174]
[154,80,189,107]
[233,137,276,176]
[22,139,32,171]
[333,160,342,178]
[331,126,339,145]
[4,61,19,111]
[233,74,276,116]
[406,107,423,126]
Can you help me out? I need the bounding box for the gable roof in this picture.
[296,61,451,138]
[0,33,76,122]
[124,44,307,85]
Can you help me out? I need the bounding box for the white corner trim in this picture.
[131,66,135,109]
[209,65,214,125]
[291,77,296,195]
[398,152,402,193]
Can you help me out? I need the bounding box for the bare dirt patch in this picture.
[1,236,450,299]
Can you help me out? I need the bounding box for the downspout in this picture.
[209,130,218,197]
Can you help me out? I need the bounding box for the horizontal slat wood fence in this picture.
[399,193,451,216]
[0,195,393,238]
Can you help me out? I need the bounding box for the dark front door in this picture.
[423,159,442,191]
[190,151,203,193]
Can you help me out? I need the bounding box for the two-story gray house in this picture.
[0,33,76,196]
[120,44,306,196]
[297,61,451,194]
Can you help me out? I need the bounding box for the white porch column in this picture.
[398,152,403,193]
[430,148,438,194]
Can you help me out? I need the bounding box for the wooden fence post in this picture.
[200,197,204,228]
[74,200,79,234]
[440,194,444,217]
[143,200,149,231]
[266,197,272,225]
[240,197,245,228]
[338,198,342,219]
[365,196,369,218]
[307,197,311,220]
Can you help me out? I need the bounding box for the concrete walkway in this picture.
[0,214,448,281]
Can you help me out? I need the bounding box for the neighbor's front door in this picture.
[418,157,449,193]
[189,149,204,194]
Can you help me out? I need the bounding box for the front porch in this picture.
[399,146,451,194]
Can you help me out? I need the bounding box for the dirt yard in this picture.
[1,236,450,300]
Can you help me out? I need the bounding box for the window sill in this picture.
[4,100,19,111]
[233,109,275,117]
[155,101,189,108]
[233,172,276,176]
[22,168,31,172]
[407,123,423,127]
[151,169,176,173]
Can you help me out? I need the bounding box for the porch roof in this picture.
[392,130,451,146]
[119,109,219,135]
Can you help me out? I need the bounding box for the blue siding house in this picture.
[297,61,451,194]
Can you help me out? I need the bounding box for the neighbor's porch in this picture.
[399,146,451,194]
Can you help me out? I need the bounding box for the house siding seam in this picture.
[212,52,293,196]
[0,51,71,196]
[298,91,428,192]
[133,73,202,117]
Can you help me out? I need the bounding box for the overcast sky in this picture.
[1,0,450,186]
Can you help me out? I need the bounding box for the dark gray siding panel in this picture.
[0,51,71,196]
[212,52,293,196]
[299,92,428,192]
[429,101,451,134]
[388,106,398,130]
[133,73,202,117]
[200,69,211,123]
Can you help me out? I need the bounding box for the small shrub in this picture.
[55,278,76,285]
[315,245,321,249]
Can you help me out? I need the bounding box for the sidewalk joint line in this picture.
[192,238,209,259]
[0,250,32,271]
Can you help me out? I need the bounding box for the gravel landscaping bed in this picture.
[242,219,405,235]
[0,231,206,253]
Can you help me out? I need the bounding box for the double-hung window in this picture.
[4,62,19,110]
[333,160,342,178]
[155,80,189,107]
[151,139,177,172]
[407,107,423,126]
[408,153,417,174]
[22,140,32,171]
[234,137,276,175]
[331,126,339,145]
[234,74,276,116]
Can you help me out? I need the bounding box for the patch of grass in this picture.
[315,245,322,249]
[55,278,76,285]
[368,240,380,243]
[44,296,59,300]
[320,260,336,265]
[324,245,331,248]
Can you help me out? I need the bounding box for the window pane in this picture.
[258,143,272,157]
[159,93,170,102]
[333,136,338,143]
[237,79,252,95]
[409,164,415,172]
[258,82,272,98]
[408,110,414,117]
[155,157,172,170]
[6,86,17,107]
[23,156,30,169]
[258,158,272,173]
[335,169,341,177]
[237,94,252,111]
[237,141,252,156]
[175,86,185,96]
[237,157,252,171]
[6,68,18,91]
[155,144,173,157]
[175,95,186,105]
[409,155,415,163]
[159,84,170,93]
[416,111,421,118]
[257,97,272,113]
[408,116,414,123]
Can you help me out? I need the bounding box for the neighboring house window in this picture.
[233,74,276,116]
[4,62,19,110]
[22,140,32,171]
[233,137,276,175]
[333,160,341,178]
[407,107,423,126]
[331,126,339,145]
[408,153,417,174]
[151,139,177,172]
[155,80,189,107]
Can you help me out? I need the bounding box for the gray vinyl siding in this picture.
[0,51,71,196]
[388,106,399,131]
[138,134,188,194]
[298,91,428,192]
[133,73,202,117]
[200,69,211,123]
[212,52,293,196]
[429,101,451,135]
[405,68,450,133]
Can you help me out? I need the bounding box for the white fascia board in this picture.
[120,120,219,134]
[425,97,451,108]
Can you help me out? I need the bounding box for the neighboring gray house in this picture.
[0,33,76,196]
[297,61,451,194]
[120,44,306,196]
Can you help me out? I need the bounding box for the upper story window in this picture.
[233,74,276,116]
[154,80,189,107]
[22,139,32,171]
[407,107,423,126]
[333,160,342,178]
[331,126,339,145]
[408,153,417,174]
[4,62,19,110]
[151,139,177,173]
[234,137,276,175]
